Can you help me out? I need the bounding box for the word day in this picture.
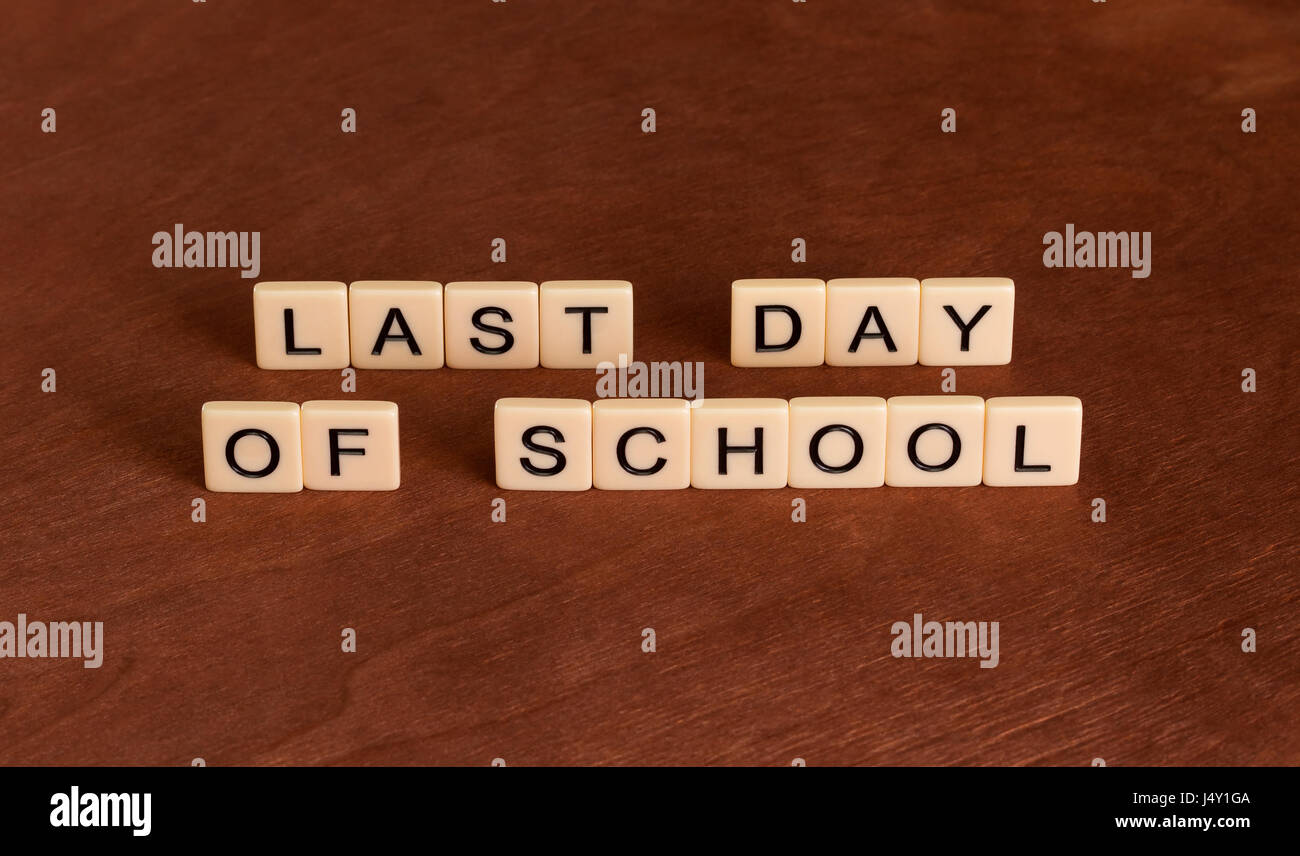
[253,280,633,370]
[731,277,1014,367]
[495,396,1082,491]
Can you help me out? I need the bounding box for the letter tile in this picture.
[884,396,985,486]
[730,279,826,367]
[918,277,1014,366]
[301,401,400,490]
[593,399,690,490]
[201,401,303,493]
[825,278,920,366]
[348,281,444,369]
[539,280,634,368]
[788,396,887,488]
[254,281,350,369]
[690,399,789,488]
[444,281,540,369]
[983,396,1082,486]
[494,398,593,491]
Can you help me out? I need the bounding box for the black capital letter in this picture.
[942,304,992,351]
[808,424,864,474]
[907,423,961,472]
[564,306,609,354]
[471,307,515,355]
[718,427,764,475]
[329,428,369,476]
[225,429,280,478]
[1014,425,1051,472]
[848,306,897,353]
[755,305,802,352]
[616,427,667,475]
[284,308,322,355]
[521,426,566,476]
[372,307,422,356]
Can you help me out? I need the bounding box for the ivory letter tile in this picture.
[983,396,1082,486]
[495,398,593,491]
[540,280,634,368]
[690,399,789,488]
[884,396,986,486]
[918,277,1014,366]
[349,281,444,369]
[444,282,539,369]
[593,399,690,490]
[825,278,920,366]
[254,282,350,370]
[202,401,303,493]
[730,279,826,367]
[788,396,887,488]
[301,400,400,491]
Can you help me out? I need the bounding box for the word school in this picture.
[495,396,1082,491]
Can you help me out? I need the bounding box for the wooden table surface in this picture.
[2,0,1296,765]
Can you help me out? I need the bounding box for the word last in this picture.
[495,395,1082,490]
[253,280,633,371]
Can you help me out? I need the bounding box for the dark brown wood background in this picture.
[1,0,1296,765]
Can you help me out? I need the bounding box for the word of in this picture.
[0,613,103,669]
[890,612,1000,669]
[201,401,400,493]
[50,787,151,837]
[254,280,633,370]
[151,224,260,279]
[493,395,1082,491]
[1042,224,1151,278]
[731,277,1014,367]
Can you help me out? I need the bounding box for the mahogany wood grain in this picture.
[1,0,1296,765]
